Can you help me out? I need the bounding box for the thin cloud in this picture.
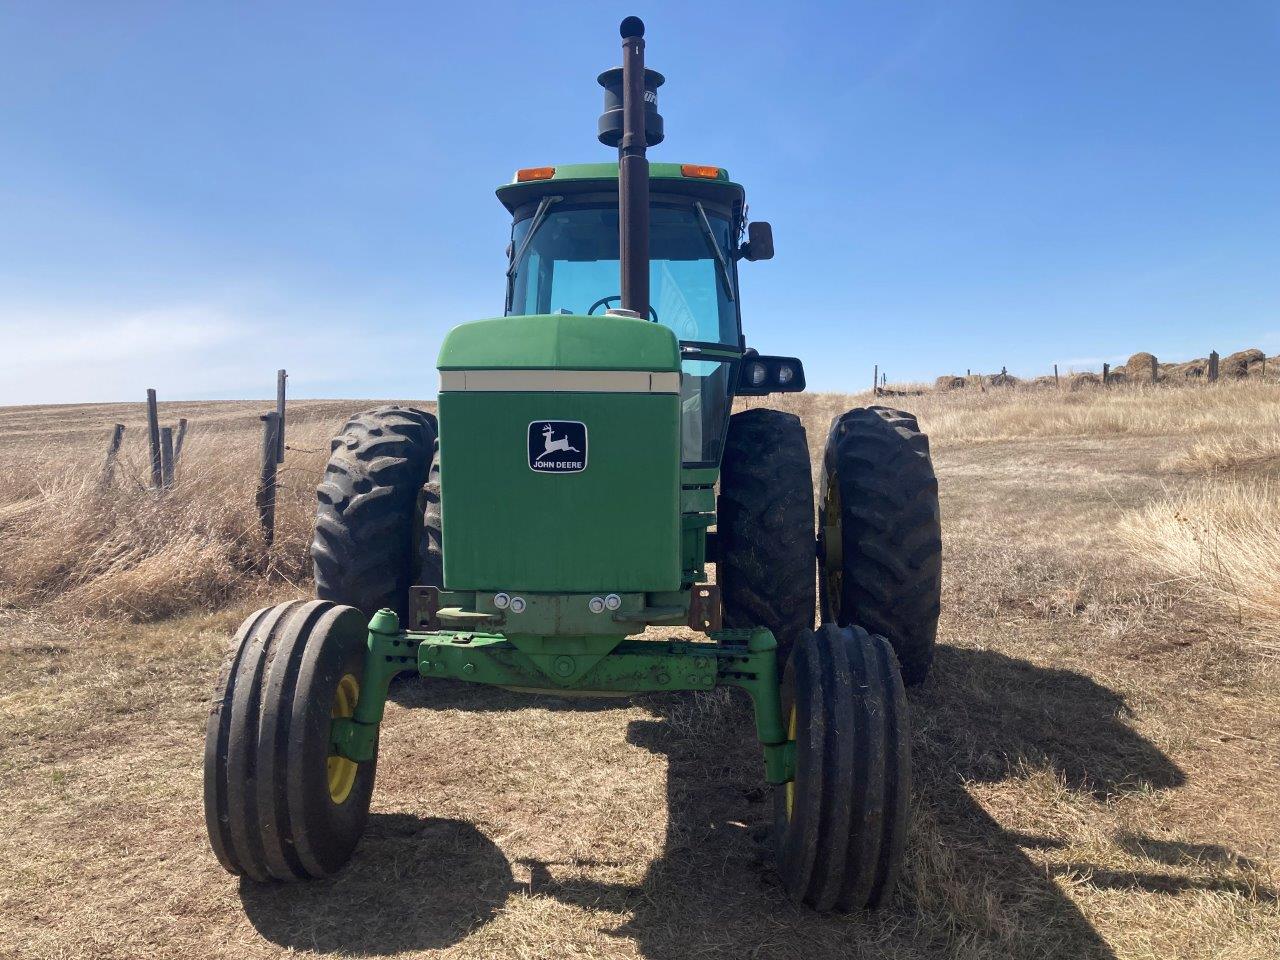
[2,307,240,368]
[1,305,244,404]
[0,301,442,404]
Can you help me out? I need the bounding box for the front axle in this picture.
[330,609,795,785]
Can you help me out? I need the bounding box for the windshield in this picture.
[507,203,739,345]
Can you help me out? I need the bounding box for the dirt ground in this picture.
[1,389,1277,959]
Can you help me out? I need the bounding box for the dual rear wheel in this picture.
[718,405,941,683]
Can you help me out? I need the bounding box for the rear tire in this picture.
[203,600,376,882]
[311,405,436,620]
[819,406,941,685]
[774,623,910,910]
[717,409,816,665]
[415,439,443,589]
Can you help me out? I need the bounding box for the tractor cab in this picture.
[497,162,792,467]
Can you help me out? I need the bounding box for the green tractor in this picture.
[204,17,941,912]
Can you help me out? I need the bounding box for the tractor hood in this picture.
[438,313,679,373]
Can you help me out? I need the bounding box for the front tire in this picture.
[774,623,910,911]
[819,406,941,685]
[203,600,376,882]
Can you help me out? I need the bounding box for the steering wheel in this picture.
[586,295,659,323]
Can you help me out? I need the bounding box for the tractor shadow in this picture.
[239,814,515,955]
[521,646,1193,959]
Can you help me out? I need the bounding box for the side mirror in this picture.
[737,353,805,395]
[739,221,774,261]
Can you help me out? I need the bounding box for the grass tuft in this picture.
[0,405,376,620]
[1120,480,1280,633]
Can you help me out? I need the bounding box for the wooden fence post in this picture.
[1053,363,1059,387]
[872,364,878,395]
[256,413,281,549]
[276,369,287,464]
[100,424,125,489]
[173,418,189,464]
[1102,362,1110,386]
[160,427,175,489]
[1208,351,1219,382]
[146,388,162,489]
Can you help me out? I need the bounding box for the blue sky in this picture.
[3,1,1278,403]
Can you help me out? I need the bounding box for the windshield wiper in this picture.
[506,195,563,278]
[694,201,736,301]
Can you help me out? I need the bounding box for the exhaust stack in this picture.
[597,16,663,320]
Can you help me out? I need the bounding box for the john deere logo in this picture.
[528,421,587,473]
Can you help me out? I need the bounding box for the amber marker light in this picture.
[680,164,722,179]
[515,167,556,182]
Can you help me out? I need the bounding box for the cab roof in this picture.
[496,162,745,216]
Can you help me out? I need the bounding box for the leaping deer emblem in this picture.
[536,423,580,461]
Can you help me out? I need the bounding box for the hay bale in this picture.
[1168,361,1205,378]
[1070,372,1100,390]
[1222,348,1265,378]
[988,372,1020,387]
[1107,369,1129,384]
[1125,351,1161,382]
[935,375,967,391]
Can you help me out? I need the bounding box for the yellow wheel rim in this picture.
[785,706,797,821]
[327,673,360,805]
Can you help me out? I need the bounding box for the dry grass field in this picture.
[2,382,1278,959]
